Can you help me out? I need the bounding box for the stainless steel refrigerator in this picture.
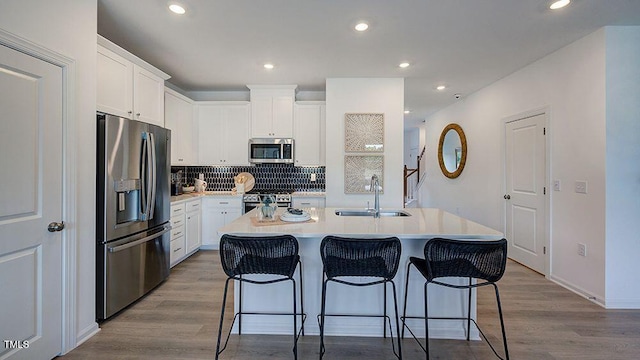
[96,113,171,320]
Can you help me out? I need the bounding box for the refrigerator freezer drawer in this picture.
[97,225,171,320]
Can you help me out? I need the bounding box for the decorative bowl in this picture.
[182,186,195,193]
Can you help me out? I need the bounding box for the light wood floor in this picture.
[61,251,640,359]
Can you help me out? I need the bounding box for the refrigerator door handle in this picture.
[148,132,157,220]
[108,225,171,253]
[140,132,148,220]
[140,132,154,221]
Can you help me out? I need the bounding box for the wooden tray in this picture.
[250,215,315,227]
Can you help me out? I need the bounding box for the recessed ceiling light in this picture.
[399,62,410,68]
[263,63,274,70]
[404,110,411,114]
[169,4,186,14]
[436,85,446,91]
[549,0,570,10]
[355,23,369,32]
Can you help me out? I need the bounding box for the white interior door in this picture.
[0,44,63,359]
[505,113,547,274]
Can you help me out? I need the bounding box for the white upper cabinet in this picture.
[133,65,165,126]
[165,88,196,165]
[248,85,296,138]
[197,102,250,166]
[294,102,326,166]
[97,36,169,127]
[97,46,132,119]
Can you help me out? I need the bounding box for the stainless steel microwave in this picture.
[249,138,294,164]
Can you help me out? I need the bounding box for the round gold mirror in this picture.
[438,123,467,178]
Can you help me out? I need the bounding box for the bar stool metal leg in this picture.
[319,277,328,359]
[467,277,472,341]
[299,259,305,336]
[215,278,232,360]
[424,283,430,360]
[401,262,412,339]
[494,284,510,360]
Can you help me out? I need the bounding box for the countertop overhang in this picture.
[219,207,503,240]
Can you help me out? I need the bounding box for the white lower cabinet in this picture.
[170,198,202,268]
[185,199,202,254]
[169,203,186,267]
[292,196,325,209]
[201,196,242,250]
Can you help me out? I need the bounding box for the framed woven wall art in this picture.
[344,113,384,152]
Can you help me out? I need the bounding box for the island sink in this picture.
[334,209,411,217]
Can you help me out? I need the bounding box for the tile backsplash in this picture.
[172,164,325,192]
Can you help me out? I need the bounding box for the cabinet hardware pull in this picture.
[174,247,181,253]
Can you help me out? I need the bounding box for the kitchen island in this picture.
[218,207,504,339]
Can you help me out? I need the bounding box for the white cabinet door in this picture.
[165,90,195,165]
[97,46,132,119]
[97,44,165,127]
[201,197,242,250]
[272,95,294,137]
[250,95,273,137]
[133,64,164,127]
[224,104,250,165]
[202,205,225,248]
[294,103,325,165]
[249,86,295,138]
[186,208,201,254]
[197,103,249,166]
[197,105,225,164]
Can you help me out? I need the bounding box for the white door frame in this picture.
[503,106,551,277]
[0,29,78,354]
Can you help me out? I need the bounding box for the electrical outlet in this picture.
[578,243,587,257]
[553,180,561,191]
[575,180,587,194]
[310,173,316,182]
[199,173,204,180]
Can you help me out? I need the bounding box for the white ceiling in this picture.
[97,0,640,128]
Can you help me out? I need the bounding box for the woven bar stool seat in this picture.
[319,236,402,359]
[215,234,305,359]
[401,238,509,360]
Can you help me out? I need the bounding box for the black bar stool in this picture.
[215,234,305,359]
[401,238,509,360]
[319,236,402,359]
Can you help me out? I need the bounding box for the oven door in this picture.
[243,201,291,214]
[243,201,260,214]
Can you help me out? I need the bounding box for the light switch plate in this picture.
[310,173,316,182]
[199,173,204,180]
[553,180,561,191]
[575,180,587,194]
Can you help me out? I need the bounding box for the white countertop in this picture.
[170,191,240,203]
[219,207,503,240]
[291,191,326,197]
[171,191,325,203]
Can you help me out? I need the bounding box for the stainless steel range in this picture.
[243,191,292,214]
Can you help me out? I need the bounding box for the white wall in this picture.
[0,0,98,348]
[422,29,608,302]
[604,27,640,308]
[326,78,404,208]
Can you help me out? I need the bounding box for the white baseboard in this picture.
[70,323,100,352]
[199,244,218,250]
[549,274,606,307]
[602,299,640,309]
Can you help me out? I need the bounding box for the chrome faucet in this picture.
[370,174,380,218]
